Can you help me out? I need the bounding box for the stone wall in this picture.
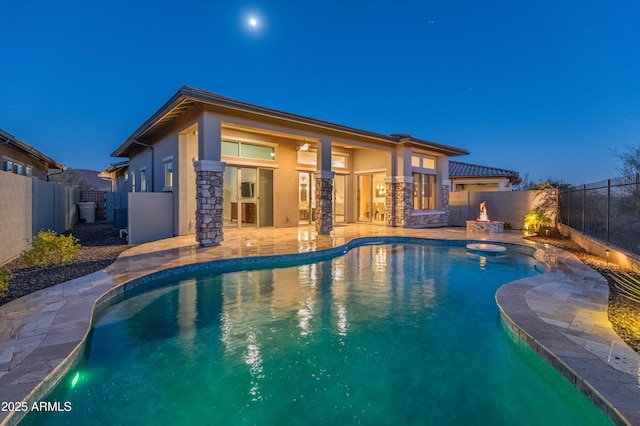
[399,183,450,228]
[315,176,333,234]
[196,170,224,246]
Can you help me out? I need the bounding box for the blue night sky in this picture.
[1,1,638,185]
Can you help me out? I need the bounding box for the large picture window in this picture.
[413,173,437,210]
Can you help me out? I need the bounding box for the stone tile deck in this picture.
[0,225,638,425]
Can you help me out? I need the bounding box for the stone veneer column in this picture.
[389,176,414,227]
[194,160,226,247]
[441,181,451,224]
[314,171,334,234]
[384,179,395,227]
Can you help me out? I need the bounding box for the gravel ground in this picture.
[527,235,640,354]
[0,222,130,306]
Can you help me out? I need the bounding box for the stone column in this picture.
[441,180,451,224]
[392,176,414,227]
[315,171,334,234]
[194,160,226,247]
[384,178,395,227]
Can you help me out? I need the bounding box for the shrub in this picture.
[0,266,10,299]
[524,207,553,233]
[22,230,81,268]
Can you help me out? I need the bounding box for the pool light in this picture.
[71,372,80,388]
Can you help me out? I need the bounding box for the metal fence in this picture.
[559,175,640,255]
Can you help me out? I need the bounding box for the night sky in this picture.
[1,1,638,185]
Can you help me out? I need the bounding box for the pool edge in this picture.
[2,233,637,425]
[497,278,640,426]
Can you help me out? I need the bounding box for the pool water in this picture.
[24,243,611,425]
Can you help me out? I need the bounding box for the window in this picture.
[222,140,275,160]
[3,160,13,172]
[222,141,239,156]
[413,172,437,210]
[331,154,347,168]
[412,154,435,170]
[297,150,316,165]
[164,159,173,190]
[131,172,136,192]
[297,150,348,169]
[25,166,32,176]
[140,168,147,192]
[2,159,26,175]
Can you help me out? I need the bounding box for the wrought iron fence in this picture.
[559,175,640,255]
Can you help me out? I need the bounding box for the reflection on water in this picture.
[24,243,610,426]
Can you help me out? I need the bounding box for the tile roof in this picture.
[449,161,519,178]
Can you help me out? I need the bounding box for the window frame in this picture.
[140,168,147,192]
[163,156,174,191]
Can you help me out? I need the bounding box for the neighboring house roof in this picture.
[449,161,519,182]
[112,86,469,158]
[0,128,65,170]
[100,161,129,175]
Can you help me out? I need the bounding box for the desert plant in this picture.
[0,266,10,299]
[22,230,81,268]
[524,207,552,233]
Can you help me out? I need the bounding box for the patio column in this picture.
[315,138,334,234]
[194,160,226,247]
[385,177,395,227]
[392,176,413,227]
[194,112,225,247]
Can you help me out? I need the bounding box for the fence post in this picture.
[567,188,571,228]
[581,184,586,233]
[607,179,611,243]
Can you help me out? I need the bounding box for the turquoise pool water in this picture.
[24,243,611,425]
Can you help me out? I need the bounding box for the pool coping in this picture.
[1,228,638,425]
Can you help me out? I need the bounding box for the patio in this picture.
[0,225,638,425]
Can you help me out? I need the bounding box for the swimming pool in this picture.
[24,242,611,425]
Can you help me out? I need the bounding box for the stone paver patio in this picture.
[0,225,638,425]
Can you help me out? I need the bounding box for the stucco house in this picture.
[110,87,469,246]
[0,128,65,180]
[449,161,520,192]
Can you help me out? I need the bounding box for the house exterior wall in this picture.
[451,177,512,192]
[0,145,49,180]
[121,102,463,245]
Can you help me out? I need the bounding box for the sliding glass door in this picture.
[357,173,385,224]
[224,167,273,228]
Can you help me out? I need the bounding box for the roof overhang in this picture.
[112,86,469,158]
[99,161,129,177]
[0,128,65,170]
